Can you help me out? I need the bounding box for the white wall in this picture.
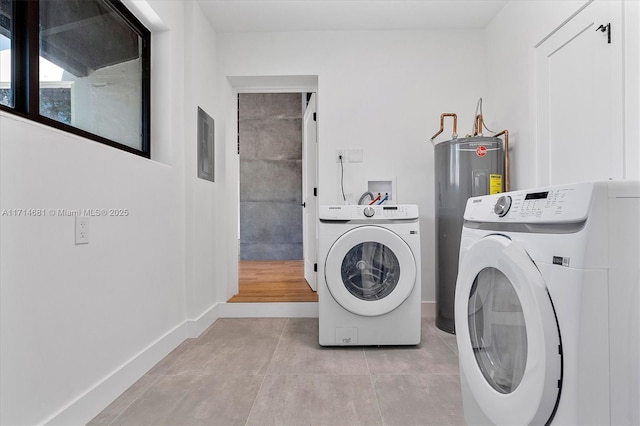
[0,116,185,425]
[623,0,640,180]
[183,0,227,329]
[0,1,222,424]
[217,30,488,302]
[484,0,640,189]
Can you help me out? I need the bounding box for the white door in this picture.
[535,0,624,186]
[455,235,562,425]
[302,93,318,291]
[324,226,416,316]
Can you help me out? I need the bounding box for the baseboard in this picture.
[43,300,432,425]
[186,303,221,338]
[44,302,223,425]
[219,302,319,318]
[421,301,436,318]
[44,322,188,425]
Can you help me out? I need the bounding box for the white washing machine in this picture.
[318,204,421,346]
[454,180,640,425]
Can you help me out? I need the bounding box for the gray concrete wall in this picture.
[239,93,303,260]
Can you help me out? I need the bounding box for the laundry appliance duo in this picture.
[455,181,639,425]
[318,204,421,346]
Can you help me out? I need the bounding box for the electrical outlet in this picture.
[336,149,346,163]
[75,216,89,245]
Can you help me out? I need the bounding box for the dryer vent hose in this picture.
[358,192,374,205]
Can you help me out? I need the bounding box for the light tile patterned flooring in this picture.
[89,316,464,425]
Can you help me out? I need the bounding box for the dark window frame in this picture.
[1,0,151,158]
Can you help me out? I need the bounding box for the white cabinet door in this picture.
[535,0,624,186]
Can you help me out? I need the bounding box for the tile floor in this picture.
[89,316,464,425]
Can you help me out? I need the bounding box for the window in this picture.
[0,0,12,107]
[0,0,150,157]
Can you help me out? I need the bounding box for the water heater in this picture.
[431,112,509,333]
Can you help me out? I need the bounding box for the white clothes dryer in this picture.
[318,204,421,346]
[454,181,640,425]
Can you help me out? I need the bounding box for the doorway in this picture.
[230,92,317,303]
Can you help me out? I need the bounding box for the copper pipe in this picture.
[493,129,510,192]
[430,113,457,143]
[473,114,484,136]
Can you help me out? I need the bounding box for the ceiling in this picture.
[197,0,509,33]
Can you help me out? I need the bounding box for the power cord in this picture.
[339,155,346,202]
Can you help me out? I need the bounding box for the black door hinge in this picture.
[313,112,317,121]
[313,187,317,197]
[314,263,317,272]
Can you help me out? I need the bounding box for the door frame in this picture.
[228,75,319,300]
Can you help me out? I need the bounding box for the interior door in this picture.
[455,235,562,425]
[302,93,318,291]
[535,0,624,186]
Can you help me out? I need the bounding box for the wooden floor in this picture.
[227,260,318,303]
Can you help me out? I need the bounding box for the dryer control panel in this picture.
[320,204,419,221]
[463,182,595,223]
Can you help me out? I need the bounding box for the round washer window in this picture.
[468,267,528,394]
[340,241,400,301]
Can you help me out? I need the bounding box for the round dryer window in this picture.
[325,225,416,317]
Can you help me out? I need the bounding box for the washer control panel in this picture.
[319,205,419,221]
[463,182,594,223]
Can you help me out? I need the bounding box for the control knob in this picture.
[494,195,512,217]
[363,206,375,217]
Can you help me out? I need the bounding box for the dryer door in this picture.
[325,225,416,316]
[455,234,562,425]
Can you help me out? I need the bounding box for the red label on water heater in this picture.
[476,146,487,157]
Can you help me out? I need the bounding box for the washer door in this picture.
[325,225,416,316]
[455,235,562,425]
